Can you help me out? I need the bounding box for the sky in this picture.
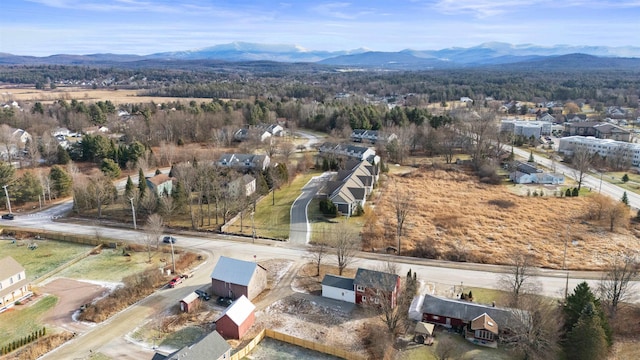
[2,0,640,56]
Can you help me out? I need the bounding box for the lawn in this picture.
[0,296,58,348]
[399,331,515,360]
[56,246,167,282]
[224,171,322,239]
[599,171,640,195]
[0,239,92,281]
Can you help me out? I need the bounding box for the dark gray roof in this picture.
[515,161,541,174]
[348,187,366,201]
[420,294,517,327]
[353,268,399,292]
[164,331,231,360]
[322,274,354,291]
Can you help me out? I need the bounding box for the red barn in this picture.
[215,295,256,339]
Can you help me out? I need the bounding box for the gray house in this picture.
[154,330,231,360]
[210,256,267,301]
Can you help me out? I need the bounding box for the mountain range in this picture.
[2,41,640,70]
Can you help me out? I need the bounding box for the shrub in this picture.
[572,187,579,197]
[566,188,572,197]
[319,199,338,217]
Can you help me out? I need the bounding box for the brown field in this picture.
[364,166,640,270]
[0,86,220,105]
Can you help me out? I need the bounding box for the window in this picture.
[10,277,14,285]
[17,273,21,280]
[356,285,364,292]
[361,296,367,302]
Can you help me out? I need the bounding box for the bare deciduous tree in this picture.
[393,180,412,256]
[307,240,328,277]
[571,146,594,190]
[499,252,540,308]
[435,336,458,360]
[598,253,638,317]
[333,222,359,275]
[501,295,563,360]
[143,213,165,262]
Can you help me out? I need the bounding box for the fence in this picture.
[229,329,266,360]
[230,328,367,360]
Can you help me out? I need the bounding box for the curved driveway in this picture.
[289,173,333,245]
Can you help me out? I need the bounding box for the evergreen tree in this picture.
[100,158,121,179]
[171,181,187,211]
[137,168,147,199]
[572,187,579,197]
[566,303,609,360]
[49,165,72,198]
[528,150,535,163]
[565,188,572,197]
[13,171,43,204]
[56,145,71,165]
[124,175,134,199]
[622,173,629,183]
[621,191,629,206]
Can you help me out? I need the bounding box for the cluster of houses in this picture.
[233,123,284,143]
[350,129,397,144]
[316,143,380,216]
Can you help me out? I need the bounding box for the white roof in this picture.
[210,256,262,286]
[181,292,199,304]
[216,295,255,325]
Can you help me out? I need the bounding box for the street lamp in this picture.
[3,185,12,214]
[129,197,137,230]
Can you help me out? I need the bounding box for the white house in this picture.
[321,274,355,303]
[0,256,31,313]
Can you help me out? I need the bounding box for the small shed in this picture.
[321,274,355,303]
[215,295,256,339]
[179,292,199,313]
[414,322,435,345]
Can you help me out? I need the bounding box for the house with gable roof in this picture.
[215,295,256,339]
[154,330,231,360]
[210,256,267,300]
[218,153,270,172]
[146,173,174,197]
[321,267,400,308]
[410,293,521,348]
[0,256,31,312]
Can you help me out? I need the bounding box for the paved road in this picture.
[512,146,640,209]
[289,173,333,245]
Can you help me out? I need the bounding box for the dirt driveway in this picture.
[39,278,110,334]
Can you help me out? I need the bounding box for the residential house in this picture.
[179,292,199,313]
[353,268,401,308]
[210,256,267,300]
[536,112,557,123]
[321,267,400,308]
[593,123,632,142]
[0,256,30,312]
[321,275,355,303]
[350,129,397,144]
[217,154,270,172]
[82,125,109,135]
[565,114,588,122]
[324,160,378,216]
[215,295,256,339]
[234,124,284,142]
[51,127,71,137]
[508,161,564,185]
[317,142,377,162]
[146,173,174,197]
[412,294,520,349]
[154,330,231,360]
[227,174,256,197]
[460,97,474,103]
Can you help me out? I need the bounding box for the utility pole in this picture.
[169,239,176,274]
[3,185,12,213]
[251,211,256,243]
[129,197,137,230]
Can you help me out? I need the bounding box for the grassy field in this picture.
[0,86,217,106]
[224,171,322,239]
[0,296,58,348]
[0,239,92,281]
[364,167,640,270]
[56,246,167,282]
[399,331,514,360]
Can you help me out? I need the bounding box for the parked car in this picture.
[168,276,183,288]
[2,213,14,220]
[195,289,211,301]
[216,296,233,307]
[162,235,177,244]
